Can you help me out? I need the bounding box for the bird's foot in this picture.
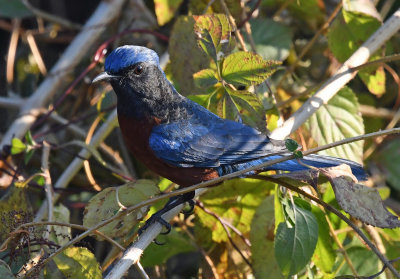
[137,211,171,236]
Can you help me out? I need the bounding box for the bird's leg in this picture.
[138,191,195,236]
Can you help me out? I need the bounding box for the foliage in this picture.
[0,0,400,278]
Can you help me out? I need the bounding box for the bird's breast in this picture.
[117,114,219,187]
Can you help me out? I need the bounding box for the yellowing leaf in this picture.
[154,0,183,26]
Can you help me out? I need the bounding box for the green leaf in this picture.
[141,229,196,267]
[306,87,364,164]
[83,180,159,239]
[0,0,33,18]
[0,260,15,279]
[334,246,379,276]
[196,178,273,243]
[222,51,280,86]
[225,87,268,133]
[245,18,292,61]
[375,140,400,191]
[250,195,284,279]
[50,204,71,246]
[46,247,101,279]
[10,138,26,155]
[193,68,219,89]
[169,16,211,95]
[311,205,336,274]
[189,0,242,22]
[275,202,318,277]
[328,10,384,95]
[154,0,183,26]
[285,138,299,152]
[193,14,233,62]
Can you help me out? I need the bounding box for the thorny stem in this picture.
[22,127,400,278]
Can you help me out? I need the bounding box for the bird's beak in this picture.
[92,72,120,83]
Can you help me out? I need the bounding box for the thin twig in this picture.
[26,31,47,75]
[41,142,53,240]
[6,19,20,84]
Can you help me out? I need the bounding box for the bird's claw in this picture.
[138,212,171,236]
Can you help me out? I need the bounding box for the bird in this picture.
[93,45,367,232]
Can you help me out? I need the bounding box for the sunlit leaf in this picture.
[10,138,26,155]
[189,0,242,22]
[222,51,280,86]
[251,195,284,279]
[193,14,233,62]
[193,68,219,89]
[154,0,183,26]
[306,87,364,163]
[196,178,273,243]
[83,180,159,239]
[47,247,101,279]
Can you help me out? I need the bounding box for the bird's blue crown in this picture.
[105,45,160,73]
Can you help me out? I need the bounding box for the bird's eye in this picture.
[133,65,144,75]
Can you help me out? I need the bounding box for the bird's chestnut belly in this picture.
[118,114,219,187]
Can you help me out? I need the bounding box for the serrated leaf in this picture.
[275,202,318,277]
[0,0,33,18]
[154,0,183,26]
[328,9,384,95]
[250,195,284,279]
[193,14,233,62]
[245,18,292,61]
[83,180,159,239]
[169,16,211,95]
[193,68,219,89]
[311,205,336,274]
[285,138,299,152]
[222,51,280,86]
[196,178,273,243]
[321,165,400,228]
[306,87,364,164]
[10,138,26,155]
[189,0,242,23]
[141,229,196,267]
[47,247,101,279]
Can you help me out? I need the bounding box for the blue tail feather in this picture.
[217,154,367,181]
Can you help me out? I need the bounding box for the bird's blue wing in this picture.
[149,105,286,168]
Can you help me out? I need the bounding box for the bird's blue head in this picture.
[104,45,160,74]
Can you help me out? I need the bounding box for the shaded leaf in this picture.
[0,0,33,18]
[83,180,159,239]
[245,18,292,61]
[196,178,273,243]
[141,229,196,267]
[334,246,379,277]
[189,0,242,22]
[250,195,284,279]
[222,51,280,86]
[275,201,318,277]
[193,14,233,62]
[311,205,336,274]
[169,16,211,95]
[154,0,183,26]
[193,68,219,89]
[321,165,400,228]
[0,260,15,279]
[306,87,364,163]
[48,247,101,279]
[328,9,384,95]
[375,139,400,191]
